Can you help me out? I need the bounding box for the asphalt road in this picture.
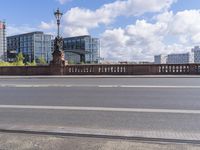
[0,76,200,141]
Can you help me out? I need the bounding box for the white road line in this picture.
[0,105,200,114]
[120,85,200,88]
[0,84,200,88]
[98,85,119,88]
[0,84,73,88]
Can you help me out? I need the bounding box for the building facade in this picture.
[192,46,200,63]
[154,46,200,64]
[166,53,194,64]
[154,55,167,64]
[0,21,6,61]
[63,35,100,64]
[7,32,52,63]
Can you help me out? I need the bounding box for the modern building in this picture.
[63,35,100,64]
[154,55,167,64]
[0,21,6,61]
[7,31,52,63]
[166,53,194,64]
[192,46,200,63]
[154,50,197,64]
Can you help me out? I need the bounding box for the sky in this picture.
[1,0,200,62]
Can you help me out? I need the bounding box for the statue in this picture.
[54,36,63,52]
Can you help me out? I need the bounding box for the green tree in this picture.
[37,56,47,65]
[68,60,75,64]
[80,61,85,64]
[16,52,24,62]
[0,61,14,66]
[15,52,24,66]
[26,60,36,66]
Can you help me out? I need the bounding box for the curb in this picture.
[0,129,200,145]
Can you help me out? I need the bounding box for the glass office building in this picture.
[63,35,100,64]
[0,21,6,61]
[7,32,52,63]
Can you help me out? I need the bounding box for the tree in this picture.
[26,60,36,66]
[16,52,24,62]
[37,56,47,65]
[15,52,24,66]
[0,61,14,66]
[68,60,75,64]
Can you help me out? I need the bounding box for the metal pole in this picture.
[57,19,60,37]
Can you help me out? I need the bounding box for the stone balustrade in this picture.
[0,64,199,75]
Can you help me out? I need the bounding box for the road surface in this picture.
[0,76,200,143]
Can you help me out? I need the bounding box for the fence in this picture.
[0,64,200,75]
[64,64,200,75]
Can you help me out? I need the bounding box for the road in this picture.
[0,76,200,142]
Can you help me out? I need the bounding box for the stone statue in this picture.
[54,36,63,52]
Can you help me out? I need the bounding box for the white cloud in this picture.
[7,25,37,36]
[39,21,56,30]
[61,0,176,36]
[192,33,200,43]
[39,0,176,37]
[57,0,72,5]
[63,26,89,37]
[101,20,167,61]
[100,0,176,17]
[101,9,200,61]
[169,10,200,35]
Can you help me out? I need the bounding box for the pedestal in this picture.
[50,50,66,75]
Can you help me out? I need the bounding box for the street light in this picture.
[53,8,63,52]
[51,8,65,66]
[54,8,63,37]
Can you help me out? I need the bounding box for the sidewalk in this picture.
[0,133,200,150]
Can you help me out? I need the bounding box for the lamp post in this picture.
[54,8,63,38]
[53,8,63,52]
[51,8,65,68]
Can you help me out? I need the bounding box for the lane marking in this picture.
[98,85,119,88]
[119,85,200,88]
[0,84,200,88]
[0,105,200,114]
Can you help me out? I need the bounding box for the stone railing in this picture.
[0,66,50,76]
[158,64,200,75]
[0,64,200,75]
[64,64,200,75]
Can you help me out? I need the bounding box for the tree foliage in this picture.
[14,52,24,66]
[0,53,48,67]
[37,56,47,65]
[26,60,36,66]
[16,52,24,63]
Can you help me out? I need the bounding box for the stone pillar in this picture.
[50,50,66,75]
[49,36,66,75]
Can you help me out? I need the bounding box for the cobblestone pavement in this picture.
[0,133,200,150]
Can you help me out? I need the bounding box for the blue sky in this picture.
[0,0,199,26]
[1,0,200,61]
[0,0,114,26]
